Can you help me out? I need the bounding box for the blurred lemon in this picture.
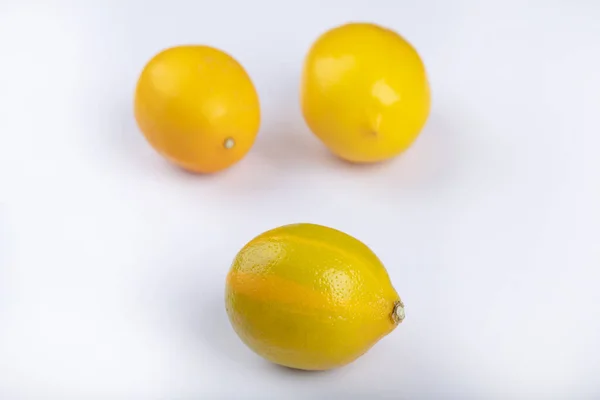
[134,45,260,173]
[300,23,430,163]
[225,223,405,371]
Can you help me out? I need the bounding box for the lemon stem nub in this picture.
[224,137,235,149]
[392,301,405,324]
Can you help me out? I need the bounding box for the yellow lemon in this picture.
[134,45,260,173]
[300,23,430,163]
[225,223,405,371]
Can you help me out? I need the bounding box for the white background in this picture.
[1,0,599,399]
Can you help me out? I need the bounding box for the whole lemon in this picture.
[225,223,405,371]
[300,23,430,163]
[134,45,260,173]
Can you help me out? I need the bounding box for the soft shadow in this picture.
[87,85,467,203]
[332,110,472,206]
[77,92,182,181]
[187,289,256,365]
[250,104,467,195]
[317,390,410,400]
[144,244,260,367]
[248,73,342,172]
[87,99,286,199]
[383,112,463,187]
[250,118,336,171]
[264,356,413,399]
[266,362,340,378]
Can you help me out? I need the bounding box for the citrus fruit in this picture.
[225,223,405,371]
[134,45,260,173]
[300,22,430,163]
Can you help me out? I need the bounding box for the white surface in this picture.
[1,0,599,399]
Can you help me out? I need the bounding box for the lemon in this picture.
[225,223,404,371]
[134,45,260,173]
[300,23,430,163]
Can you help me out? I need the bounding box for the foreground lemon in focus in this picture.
[225,223,405,371]
[134,45,260,173]
[300,23,430,163]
